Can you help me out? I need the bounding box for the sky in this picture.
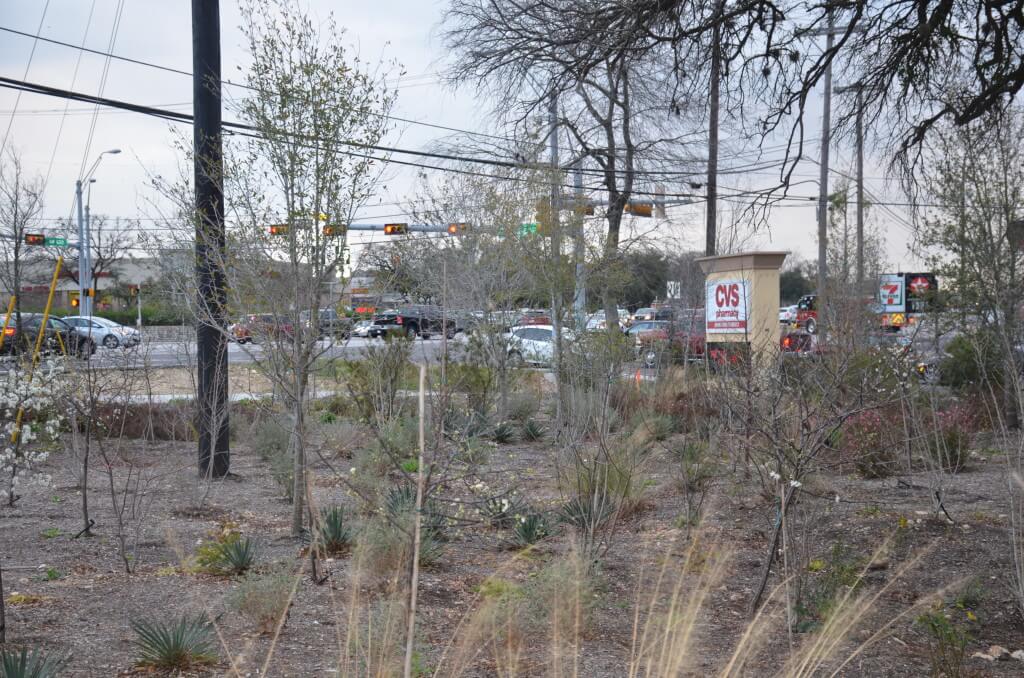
[0,0,925,278]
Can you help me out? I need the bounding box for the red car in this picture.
[635,310,705,367]
[795,294,818,334]
[230,314,294,344]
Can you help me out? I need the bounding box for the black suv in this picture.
[300,308,353,339]
[1,313,96,358]
[369,305,453,339]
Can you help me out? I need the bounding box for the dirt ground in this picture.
[2,421,1024,676]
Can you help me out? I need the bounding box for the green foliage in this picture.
[227,567,293,634]
[195,525,258,575]
[520,418,546,442]
[939,331,1004,390]
[561,493,616,532]
[795,541,863,631]
[339,337,413,421]
[0,648,66,678]
[40,528,60,539]
[916,609,971,678]
[448,363,497,415]
[44,568,60,581]
[671,438,717,524]
[374,417,419,461]
[385,484,447,543]
[401,458,419,473]
[512,512,550,547]
[480,495,523,529]
[131,614,217,669]
[316,506,353,555]
[445,407,491,439]
[218,536,259,575]
[491,420,516,444]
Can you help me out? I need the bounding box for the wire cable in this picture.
[0,1,52,157]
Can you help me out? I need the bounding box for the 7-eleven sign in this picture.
[879,274,904,312]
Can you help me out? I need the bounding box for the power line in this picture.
[0,1,51,157]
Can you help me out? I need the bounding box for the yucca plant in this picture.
[316,506,353,555]
[131,614,217,669]
[520,418,546,442]
[491,420,516,444]
[385,484,447,541]
[0,648,66,678]
[481,495,523,529]
[512,512,550,547]
[217,536,259,575]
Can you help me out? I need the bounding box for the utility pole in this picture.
[192,0,229,478]
[548,91,565,427]
[572,161,586,327]
[705,2,722,257]
[854,86,864,288]
[815,11,835,336]
[75,180,87,315]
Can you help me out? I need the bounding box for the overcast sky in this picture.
[0,0,923,276]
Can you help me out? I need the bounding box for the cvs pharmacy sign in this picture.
[705,279,749,333]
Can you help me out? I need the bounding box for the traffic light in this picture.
[24,233,46,246]
[323,224,346,237]
[130,286,139,297]
[269,224,289,236]
[447,222,469,235]
[384,223,408,235]
[624,201,653,218]
[85,288,95,298]
[71,297,79,308]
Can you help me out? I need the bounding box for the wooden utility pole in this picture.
[192,0,229,477]
[705,3,722,256]
[815,11,836,335]
[855,86,865,288]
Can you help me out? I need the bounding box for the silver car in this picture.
[62,315,141,349]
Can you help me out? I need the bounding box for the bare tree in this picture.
[0,148,46,339]
[47,214,139,293]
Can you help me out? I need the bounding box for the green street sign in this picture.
[518,222,538,237]
[44,237,67,247]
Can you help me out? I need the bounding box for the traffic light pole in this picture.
[75,179,90,316]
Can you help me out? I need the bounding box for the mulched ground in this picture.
[2,424,1024,676]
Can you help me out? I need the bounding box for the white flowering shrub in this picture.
[0,360,65,504]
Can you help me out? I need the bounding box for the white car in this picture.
[62,315,141,349]
[779,305,798,324]
[352,320,373,338]
[585,309,628,332]
[507,324,575,366]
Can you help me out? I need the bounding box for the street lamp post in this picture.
[76,148,121,316]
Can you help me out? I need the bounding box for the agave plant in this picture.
[480,494,524,530]
[0,648,66,678]
[217,536,259,575]
[512,512,550,547]
[131,614,217,669]
[520,418,546,442]
[491,420,516,444]
[316,506,353,555]
[385,484,447,541]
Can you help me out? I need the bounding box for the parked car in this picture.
[507,324,565,366]
[300,308,352,339]
[1,313,96,358]
[778,305,798,324]
[352,319,373,338]
[634,309,705,367]
[585,309,628,332]
[369,306,453,339]
[625,320,669,337]
[230,314,294,344]
[62,315,141,349]
[513,309,552,326]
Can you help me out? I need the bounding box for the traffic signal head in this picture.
[269,224,289,236]
[624,201,653,218]
[71,297,80,308]
[130,286,139,297]
[384,223,408,235]
[323,224,346,237]
[24,233,46,246]
[447,222,468,235]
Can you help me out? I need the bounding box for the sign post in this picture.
[697,251,788,364]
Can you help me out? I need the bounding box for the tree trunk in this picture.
[290,392,306,537]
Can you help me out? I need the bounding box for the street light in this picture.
[76,148,121,316]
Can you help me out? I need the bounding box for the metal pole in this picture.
[75,180,88,315]
[706,3,722,256]
[549,91,564,426]
[573,162,586,327]
[816,11,835,335]
[83,202,92,316]
[855,86,865,289]
[136,287,142,329]
[193,0,229,478]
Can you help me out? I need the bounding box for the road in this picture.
[85,336,449,370]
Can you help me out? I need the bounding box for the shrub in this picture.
[194,525,257,575]
[634,412,676,442]
[916,608,970,678]
[251,417,294,500]
[132,614,217,669]
[385,484,447,542]
[520,418,546,442]
[227,568,293,634]
[0,648,66,678]
[671,438,717,524]
[357,517,443,573]
[315,506,353,555]
[842,410,900,479]
[339,338,413,421]
[457,437,492,467]
[491,420,516,444]
[506,393,539,422]
[939,331,1004,391]
[512,512,550,547]
[926,405,974,472]
[217,536,259,575]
